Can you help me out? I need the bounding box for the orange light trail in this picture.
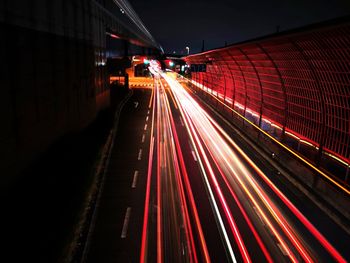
[156,80,163,263]
[205,111,347,263]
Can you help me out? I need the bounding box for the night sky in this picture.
[129,0,350,54]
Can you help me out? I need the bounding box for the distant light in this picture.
[96,61,106,66]
[106,32,120,39]
[120,8,125,14]
[181,65,185,71]
[169,61,174,67]
[144,58,150,64]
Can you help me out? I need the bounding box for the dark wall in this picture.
[0,0,107,185]
[0,0,158,185]
[0,22,97,185]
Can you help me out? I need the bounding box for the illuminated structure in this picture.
[186,17,350,181]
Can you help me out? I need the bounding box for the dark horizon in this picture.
[129,0,350,54]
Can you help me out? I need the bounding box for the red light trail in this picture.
[140,64,346,263]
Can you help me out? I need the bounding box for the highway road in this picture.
[140,63,350,262]
[85,64,350,262]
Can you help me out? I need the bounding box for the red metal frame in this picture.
[186,20,350,165]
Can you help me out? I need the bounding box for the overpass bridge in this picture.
[1,2,350,263]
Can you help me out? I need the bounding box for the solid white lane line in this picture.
[142,134,146,143]
[132,171,139,188]
[191,150,198,162]
[144,124,148,131]
[138,149,143,160]
[121,207,132,238]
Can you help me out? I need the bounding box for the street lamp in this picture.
[185,46,190,55]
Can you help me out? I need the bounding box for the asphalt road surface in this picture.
[84,70,350,263]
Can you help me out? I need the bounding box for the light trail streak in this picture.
[173,73,346,262]
[205,152,274,263]
[139,66,347,262]
[148,85,154,109]
[165,80,179,109]
[140,82,156,263]
[206,115,347,263]
[204,134,305,262]
[165,91,211,263]
[162,73,239,263]
[139,71,198,262]
[188,112,311,262]
[163,72,350,263]
[173,77,311,262]
[189,79,350,195]
[164,96,198,263]
[168,74,286,263]
[159,80,197,263]
[156,79,163,263]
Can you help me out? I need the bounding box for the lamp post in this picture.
[185,46,190,55]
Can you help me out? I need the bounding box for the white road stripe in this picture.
[191,151,197,162]
[138,149,143,160]
[132,170,139,188]
[121,207,132,238]
[146,116,149,122]
[144,124,148,131]
[142,134,146,143]
[147,110,150,115]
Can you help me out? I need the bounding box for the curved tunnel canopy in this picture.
[185,17,350,165]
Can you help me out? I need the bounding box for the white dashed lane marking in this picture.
[138,149,143,160]
[121,207,132,238]
[132,171,139,188]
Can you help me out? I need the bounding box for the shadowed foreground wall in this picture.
[0,0,112,184]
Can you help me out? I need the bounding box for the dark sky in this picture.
[129,0,350,54]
